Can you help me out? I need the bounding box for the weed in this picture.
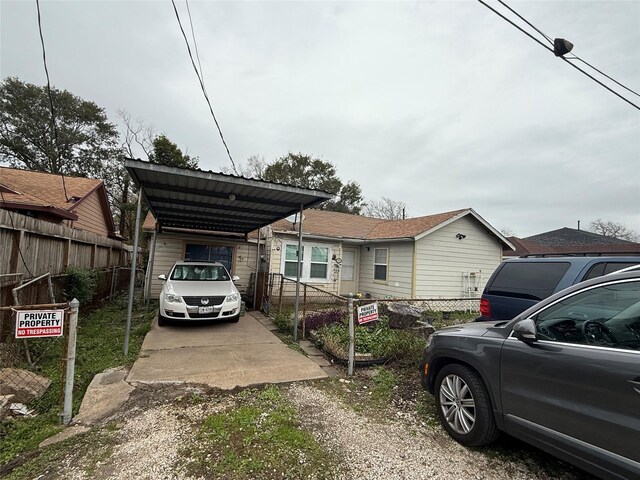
[181,385,338,479]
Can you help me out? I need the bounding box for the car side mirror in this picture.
[158,274,167,281]
[232,275,240,282]
[513,319,538,344]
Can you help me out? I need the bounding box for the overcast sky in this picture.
[1,0,639,237]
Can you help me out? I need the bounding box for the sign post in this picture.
[347,293,355,376]
[62,298,79,425]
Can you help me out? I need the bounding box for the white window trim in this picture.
[373,247,389,283]
[282,242,331,283]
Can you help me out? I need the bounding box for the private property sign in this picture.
[357,302,379,324]
[15,310,65,338]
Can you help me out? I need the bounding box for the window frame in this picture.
[281,242,331,283]
[184,243,235,273]
[373,247,389,283]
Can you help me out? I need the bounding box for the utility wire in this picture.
[569,56,640,98]
[477,0,639,110]
[185,0,206,86]
[170,0,238,174]
[497,0,553,45]
[35,0,70,201]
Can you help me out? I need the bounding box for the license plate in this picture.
[198,306,214,314]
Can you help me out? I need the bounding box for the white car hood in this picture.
[163,280,238,297]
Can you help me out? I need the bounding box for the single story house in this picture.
[145,207,513,301]
[504,228,640,257]
[0,166,120,239]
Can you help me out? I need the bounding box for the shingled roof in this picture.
[0,166,117,235]
[504,227,640,256]
[270,207,512,246]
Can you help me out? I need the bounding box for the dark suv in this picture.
[478,256,640,321]
[420,270,640,479]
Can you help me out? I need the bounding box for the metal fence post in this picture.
[62,298,79,425]
[347,293,355,376]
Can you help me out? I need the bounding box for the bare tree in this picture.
[220,155,267,178]
[363,197,407,220]
[500,227,517,237]
[118,110,155,159]
[589,219,639,242]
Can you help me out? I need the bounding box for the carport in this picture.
[122,158,332,354]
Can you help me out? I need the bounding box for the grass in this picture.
[180,385,338,479]
[0,295,154,467]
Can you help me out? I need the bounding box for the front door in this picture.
[340,248,358,296]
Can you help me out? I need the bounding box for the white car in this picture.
[158,261,242,326]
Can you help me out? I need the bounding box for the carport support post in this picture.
[253,228,261,310]
[62,298,79,425]
[124,192,143,356]
[145,227,158,312]
[293,204,304,342]
[347,293,355,376]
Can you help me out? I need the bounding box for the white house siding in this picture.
[415,216,502,298]
[357,242,413,298]
[147,232,258,298]
[267,233,342,296]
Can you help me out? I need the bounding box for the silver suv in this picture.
[421,270,640,479]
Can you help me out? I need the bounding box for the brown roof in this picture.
[504,235,640,257]
[271,208,473,240]
[0,167,117,236]
[0,167,103,213]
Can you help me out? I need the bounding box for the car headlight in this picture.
[225,292,240,303]
[165,293,182,303]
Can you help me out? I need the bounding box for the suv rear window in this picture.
[485,262,570,300]
[582,262,640,281]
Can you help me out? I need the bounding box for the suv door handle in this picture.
[630,378,640,394]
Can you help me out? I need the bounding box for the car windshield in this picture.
[170,264,230,281]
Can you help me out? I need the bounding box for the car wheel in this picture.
[158,314,169,327]
[434,364,499,446]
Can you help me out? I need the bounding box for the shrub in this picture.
[63,266,97,305]
[303,309,346,332]
[272,312,293,333]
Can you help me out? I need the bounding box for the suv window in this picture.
[534,280,640,350]
[486,262,570,301]
[582,262,640,281]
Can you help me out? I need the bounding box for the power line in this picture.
[477,0,640,110]
[170,0,238,174]
[497,0,553,46]
[35,0,70,201]
[185,0,206,86]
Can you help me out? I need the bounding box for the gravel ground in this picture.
[26,381,585,480]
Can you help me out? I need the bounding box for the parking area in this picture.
[126,310,328,389]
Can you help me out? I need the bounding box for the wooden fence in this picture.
[0,209,130,280]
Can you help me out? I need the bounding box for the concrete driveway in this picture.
[126,311,328,390]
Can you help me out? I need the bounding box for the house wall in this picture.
[267,233,342,296]
[357,241,414,298]
[147,231,259,298]
[415,216,503,298]
[71,190,110,237]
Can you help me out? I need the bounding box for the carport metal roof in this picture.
[125,158,333,235]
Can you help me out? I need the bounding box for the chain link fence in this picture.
[0,267,144,419]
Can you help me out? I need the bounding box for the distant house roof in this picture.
[270,208,514,248]
[0,167,118,238]
[504,227,640,256]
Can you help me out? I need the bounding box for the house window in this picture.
[310,246,329,279]
[185,244,234,271]
[374,248,388,281]
[282,243,330,282]
[284,244,302,277]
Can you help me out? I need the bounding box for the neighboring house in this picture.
[504,228,640,257]
[0,166,119,239]
[144,207,513,300]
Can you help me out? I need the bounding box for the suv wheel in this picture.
[434,364,498,446]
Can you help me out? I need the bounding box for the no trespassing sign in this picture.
[15,310,65,338]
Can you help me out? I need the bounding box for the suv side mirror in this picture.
[513,319,538,344]
[158,274,167,281]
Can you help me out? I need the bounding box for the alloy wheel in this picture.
[439,373,476,435]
